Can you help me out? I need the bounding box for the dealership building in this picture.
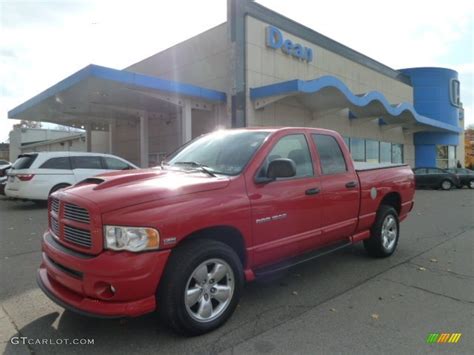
[8,0,464,168]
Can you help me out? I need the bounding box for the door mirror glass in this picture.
[267,158,296,179]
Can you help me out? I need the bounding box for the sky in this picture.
[0,0,473,143]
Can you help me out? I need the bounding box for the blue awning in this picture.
[250,76,461,133]
[8,64,226,127]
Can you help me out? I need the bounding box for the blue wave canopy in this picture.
[250,76,461,133]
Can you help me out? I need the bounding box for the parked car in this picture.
[412,167,460,190]
[0,176,7,195]
[0,160,11,177]
[446,168,474,189]
[37,128,415,335]
[5,152,137,201]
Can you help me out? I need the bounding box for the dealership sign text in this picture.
[266,26,313,63]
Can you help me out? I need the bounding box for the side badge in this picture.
[370,187,378,200]
[163,237,177,246]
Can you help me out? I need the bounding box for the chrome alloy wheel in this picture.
[184,258,235,323]
[469,180,474,189]
[381,214,397,251]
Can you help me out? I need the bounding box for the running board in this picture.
[254,240,351,278]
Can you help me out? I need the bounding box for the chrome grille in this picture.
[64,225,92,248]
[50,216,60,236]
[64,203,90,224]
[50,198,59,214]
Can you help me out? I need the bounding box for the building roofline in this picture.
[8,64,227,119]
[250,75,461,133]
[20,133,85,149]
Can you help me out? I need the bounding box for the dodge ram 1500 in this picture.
[37,127,415,335]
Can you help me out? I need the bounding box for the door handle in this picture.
[345,181,357,188]
[305,188,320,195]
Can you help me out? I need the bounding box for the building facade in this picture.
[8,0,464,168]
[19,131,109,156]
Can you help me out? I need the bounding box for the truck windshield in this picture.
[166,130,270,176]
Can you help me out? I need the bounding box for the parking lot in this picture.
[1,189,473,354]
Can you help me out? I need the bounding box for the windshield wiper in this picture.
[171,161,216,177]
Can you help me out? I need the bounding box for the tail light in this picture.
[16,174,35,181]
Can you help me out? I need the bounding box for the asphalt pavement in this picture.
[0,189,473,354]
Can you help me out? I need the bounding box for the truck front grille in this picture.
[50,216,60,236]
[50,198,59,214]
[64,203,90,224]
[64,225,92,249]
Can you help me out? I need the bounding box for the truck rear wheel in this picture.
[158,239,243,336]
[364,205,399,258]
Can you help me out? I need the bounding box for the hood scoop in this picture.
[76,177,105,186]
[92,172,159,190]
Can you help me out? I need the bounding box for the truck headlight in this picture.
[104,226,160,252]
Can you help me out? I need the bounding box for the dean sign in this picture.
[266,26,313,63]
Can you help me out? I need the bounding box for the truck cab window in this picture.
[312,134,347,175]
[262,134,313,178]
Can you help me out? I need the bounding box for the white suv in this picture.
[5,152,138,201]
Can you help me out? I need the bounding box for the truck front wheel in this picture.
[158,239,243,335]
[364,205,399,258]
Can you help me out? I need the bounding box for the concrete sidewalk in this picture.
[223,229,474,354]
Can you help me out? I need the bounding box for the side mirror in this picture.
[256,158,296,183]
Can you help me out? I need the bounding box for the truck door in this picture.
[246,133,323,267]
[311,133,360,243]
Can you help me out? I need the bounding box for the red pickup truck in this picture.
[38,127,415,335]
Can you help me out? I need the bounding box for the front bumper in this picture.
[38,231,171,318]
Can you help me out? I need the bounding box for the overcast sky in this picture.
[1,0,473,143]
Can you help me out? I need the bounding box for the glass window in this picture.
[350,138,365,162]
[391,144,403,164]
[264,134,313,178]
[12,154,38,169]
[104,157,130,170]
[380,142,391,163]
[414,168,427,175]
[448,146,456,168]
[312,134,347,175]
[72,156,103,169]
[167,131,269,176]
[40,157,71,170]
[437,146,448,159]
[436,145,457,168]
[365,140,379,163]
[427,168,442,174]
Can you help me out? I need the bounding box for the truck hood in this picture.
[64,168,231,212]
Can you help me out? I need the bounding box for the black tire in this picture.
[158,239,243,336]
[364,205,399,258]
[468,180,474,189]
[49,183,70,196]
[440,180,452,191]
